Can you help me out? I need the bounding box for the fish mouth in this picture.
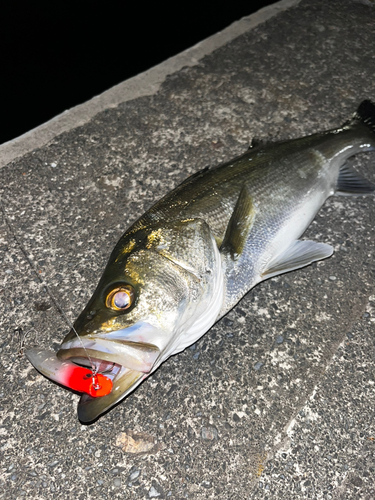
[57,337,161,374]
[25,327,162,423]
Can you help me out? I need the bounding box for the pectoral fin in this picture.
[261,240,333,280]
[220,185,256,260]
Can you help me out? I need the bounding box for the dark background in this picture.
[0,2,276,145]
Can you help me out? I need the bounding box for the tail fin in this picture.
[350,100,375,135]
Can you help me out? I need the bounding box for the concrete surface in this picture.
[0,0,374,499]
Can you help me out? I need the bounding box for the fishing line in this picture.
[0,197,97,375]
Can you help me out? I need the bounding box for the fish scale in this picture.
[26,100,375,422]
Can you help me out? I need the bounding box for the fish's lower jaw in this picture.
[77,366,145,423]
[55,349,153,422]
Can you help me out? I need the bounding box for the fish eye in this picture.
[106,286,134,312]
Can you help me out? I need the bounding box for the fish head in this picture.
[26,219,223,422]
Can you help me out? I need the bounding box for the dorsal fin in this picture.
[248,137,268,150]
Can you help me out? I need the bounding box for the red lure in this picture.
[63,365,113,397]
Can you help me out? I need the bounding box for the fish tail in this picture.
[350,100,375,137]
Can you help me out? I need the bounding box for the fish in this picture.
[26,100,375,423]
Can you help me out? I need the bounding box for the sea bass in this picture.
[26,100,375,422]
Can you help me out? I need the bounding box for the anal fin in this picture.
[220,185,256,260]
[262,240,333,280]
[336,163,375,196]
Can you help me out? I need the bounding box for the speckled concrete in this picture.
[1,0,375,499]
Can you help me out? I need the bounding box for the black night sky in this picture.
[1,2,277,145]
